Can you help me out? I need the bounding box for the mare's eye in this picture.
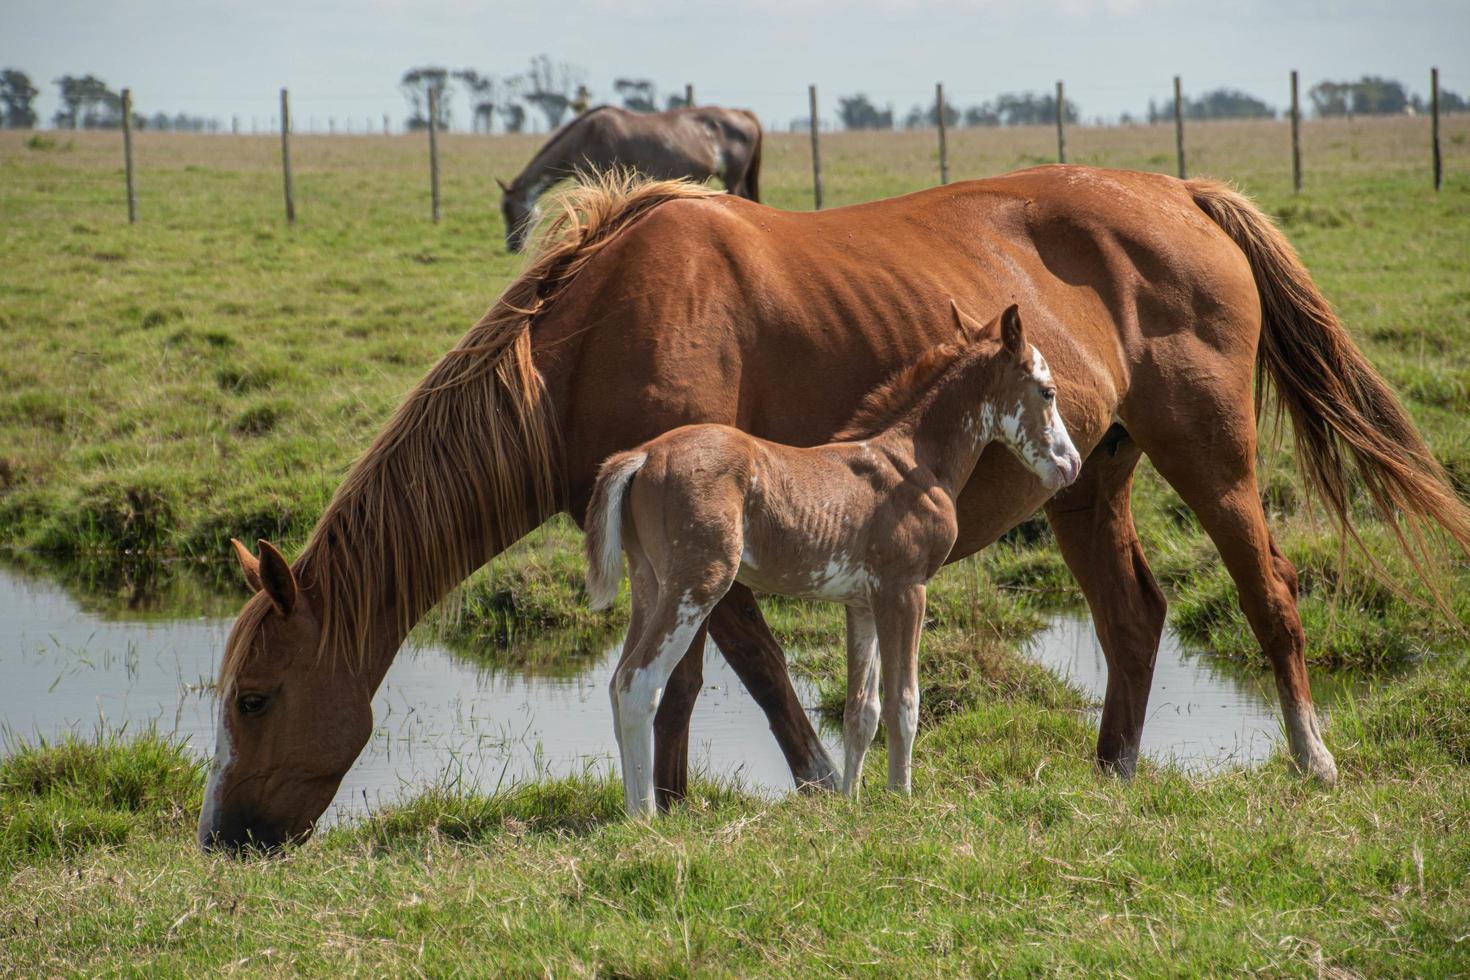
[237,693,270,716]
[1042,388,1056,402]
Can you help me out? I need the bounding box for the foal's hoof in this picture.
[1298,749,1338,787]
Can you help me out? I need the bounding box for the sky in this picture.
[6,0,1469,132]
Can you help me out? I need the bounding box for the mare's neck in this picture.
[511,115,588,199]
[871,358,1001,498]
[294,352,551,692]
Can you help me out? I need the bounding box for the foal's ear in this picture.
[495,177,510,193]
[949,299,992,341]
[1000,304,1026,357]
[255,539,298,618]
[231,538,263,593]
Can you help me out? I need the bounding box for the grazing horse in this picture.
[497,105,762,252]
[201,170,1470,853]
[585,303,1082,816]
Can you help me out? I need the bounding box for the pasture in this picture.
[2,116,1470,973]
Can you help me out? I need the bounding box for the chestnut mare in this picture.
[497,104,762,252]
[202,170,1470,852]
[585,302,1082,815]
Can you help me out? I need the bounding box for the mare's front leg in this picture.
[697,584,841,793]
[841,606,881,796]
[874,585,926,794]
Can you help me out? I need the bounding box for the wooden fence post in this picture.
[1173,74,1186,179]
[685,83,694,107]
[1432,66,1442,192]
[428,88,442,222]
[279,88,295,225]
[1055,80,1067,164]
[1290,70,1302,193]
[121,88,136,224]
[936,83,949,185]
[809,84,823,210]
[383,113,390,136]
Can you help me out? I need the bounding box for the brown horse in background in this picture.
[202,170,1470,852]
[497,105,762,251]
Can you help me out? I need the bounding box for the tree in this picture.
[903,99,959,130]
[500,102,526,133]
[1,69,39,128]
[665,92,690,110]
[53,74,122,129]
[456,69,518,133]
[614,78,657,113]
[524,54,584,130]
[1149,88,1275,121]
[1310,76,1411,117]
[837,93,893,130]
[400,66,452,131]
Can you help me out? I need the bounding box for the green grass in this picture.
[2,653,1468,974]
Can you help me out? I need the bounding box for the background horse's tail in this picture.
[1189,178,1470,575]
[585,451,648,610]
[742,111,762,202]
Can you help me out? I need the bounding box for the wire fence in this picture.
[4,69,1467,227]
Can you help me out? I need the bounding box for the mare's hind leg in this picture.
[1131,402,1337,784]
[1044,427,1168,777]
[841,605,881,796]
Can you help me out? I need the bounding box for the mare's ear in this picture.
[232,538,263,593]
[949,299,995,341]
[256,539,298,618]
[1000,304,1026,357]
[495,177,510,193]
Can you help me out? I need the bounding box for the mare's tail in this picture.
[742,112,762,202]
[1189,179,1470,576]
[585,451,648,609]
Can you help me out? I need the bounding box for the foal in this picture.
[585,303,1081,817]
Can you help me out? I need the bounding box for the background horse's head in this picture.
[955,302,1082,492]
[497,177,537,253]
[197,539,375,854]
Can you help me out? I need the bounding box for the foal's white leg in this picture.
[876,585,926,795]
[610,586,724,818]
[842,605,881,797]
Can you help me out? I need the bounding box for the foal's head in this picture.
[197,539,374,854]
[496,177,536,253]
[955,302,1082,492]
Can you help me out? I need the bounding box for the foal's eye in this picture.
[237,693,270,716]
[1041,388,1056,402]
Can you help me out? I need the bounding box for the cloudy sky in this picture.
[6,0,1469,131]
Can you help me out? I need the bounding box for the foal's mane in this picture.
[833,335,971,441]
[223,174,721,683]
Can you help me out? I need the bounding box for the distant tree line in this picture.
[400,55,693,134]
[0,69,223,131]
[835,91,1080,130]
[1308,75,1466,117]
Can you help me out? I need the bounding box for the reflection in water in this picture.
[1024,613,1362,772]
[1,566,1365,827]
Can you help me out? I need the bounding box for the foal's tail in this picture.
[585,451,648,610]
[1189,179,1470,576]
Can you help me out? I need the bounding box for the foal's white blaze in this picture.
[197,704,234,848]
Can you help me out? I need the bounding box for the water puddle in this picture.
[1024,612,1363,772]
[1,565,1363,824]
[0,565,837,823]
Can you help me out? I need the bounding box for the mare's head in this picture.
[197,539,374,854]
[956,301,1082,491]
[497,177,536,252]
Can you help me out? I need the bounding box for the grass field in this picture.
[3,115,1470,972]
